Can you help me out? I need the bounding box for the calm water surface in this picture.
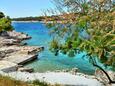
[12,22,95,74]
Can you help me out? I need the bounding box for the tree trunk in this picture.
[93,63,115,84]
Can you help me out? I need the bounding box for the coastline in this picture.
[0,30,43,72]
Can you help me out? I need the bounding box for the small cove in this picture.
[12,22,95,74]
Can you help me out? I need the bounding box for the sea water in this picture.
[12,22,95,74]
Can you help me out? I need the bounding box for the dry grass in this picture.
[0,75,31,86]
[0,75,61,86]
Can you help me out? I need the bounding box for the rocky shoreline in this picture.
[0,31,43,72]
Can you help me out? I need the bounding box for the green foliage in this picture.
[68,50,75,57]
[81,3,89,13]
[45,0,115,70]
[0,12,13,32]
[49,39,60,56]
[77,19,87,28]
[31,80,61,86]
[0,18,13,31]
[32,80,48,86]
[0,12,5,18]
[46,23,55,29]
[12,16,46,21]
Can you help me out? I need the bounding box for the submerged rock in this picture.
[18,67,34,73]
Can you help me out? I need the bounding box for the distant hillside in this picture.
[12,16,46,21]
[12,13,78,21]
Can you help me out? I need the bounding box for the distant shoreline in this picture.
[12,21,67,24]
[12,21,44,23]
[12,21,56,23]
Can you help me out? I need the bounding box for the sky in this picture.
[0,0,55,18]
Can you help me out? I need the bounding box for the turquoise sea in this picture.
[12,22,95,74]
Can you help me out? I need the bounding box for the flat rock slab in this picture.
[0,60,17,72]
[0,46,40,53]
[0,45,41,65]
[3,54,37,65]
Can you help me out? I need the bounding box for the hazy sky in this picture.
[0,0,54,18]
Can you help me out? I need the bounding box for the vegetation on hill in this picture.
[0,12,13,32]
[44,0,115,84]
[11,15,63,21]
[12,16,45,21]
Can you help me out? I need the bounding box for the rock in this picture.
[17,65,24,67]
[2,38,20,45]
[20,42,28,46]
[7,31,31,40]
[0,49,16,59]
[0,51,6,58]
[18,67,34,73]
[0,60,18,73]
[0,31,9,36]
[107,71,115,81]
[55,70,61,72]
[62,69,69,72]
[5,49,15,54]
[39,46,44,51]
[0,30,42,73]
[70,68,78,75]
[23,46,44,54]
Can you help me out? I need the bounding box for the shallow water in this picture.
[12,22,95,74]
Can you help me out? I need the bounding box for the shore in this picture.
[0,71,104,86]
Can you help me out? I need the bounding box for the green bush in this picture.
[32,80,49,86]
[0,12,13,32]
[0,12,5,18]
